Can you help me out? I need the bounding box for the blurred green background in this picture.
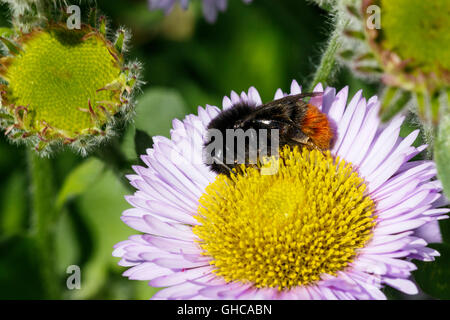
[0,0,448,299]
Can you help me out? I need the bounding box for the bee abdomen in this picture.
[300,105,333,150]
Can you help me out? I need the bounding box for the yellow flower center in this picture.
[193,147,376,290]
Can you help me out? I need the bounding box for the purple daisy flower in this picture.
[148,0,252,23]
[114,80,449,300]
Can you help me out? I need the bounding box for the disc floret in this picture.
[193,146,376,290]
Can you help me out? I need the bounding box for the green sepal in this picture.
[355,52,376,62]
[414,243,450,300]
[339,49,355,60]
[99,16,107,36]
[381,88,411,122]
[0,28,15,38]
[88,7,98,28]
[346,5,361,18]
[355,65,383,74]
[343,30,365,40]
[0,36,21,56]
[0,113,13,121]
[114,30,125,53]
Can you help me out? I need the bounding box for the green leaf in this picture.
[399,114,425,150]
[134,281,161,300]
[121,125,138,161]
[56,158,105,210]
[383,87,402,105]
[72,169,137,299]
[54,209,81,278]
[414,243,450,299]
[122,87,187,163]
[381,88,412,122]
[0,236,46,299]
[343,30,366,40]
[134,87,189,138]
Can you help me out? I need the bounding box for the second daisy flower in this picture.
[114,80,448,299]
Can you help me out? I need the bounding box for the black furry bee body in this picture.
[203,92,333,175]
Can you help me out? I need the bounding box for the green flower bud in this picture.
[0,15,141,155]
[336,0,449,125]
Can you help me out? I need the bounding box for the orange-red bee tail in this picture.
[300,104,333,150]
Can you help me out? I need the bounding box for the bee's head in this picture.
[233,119,247,129]
[203,102,256,175]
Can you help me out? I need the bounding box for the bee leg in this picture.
[290,136,310,145]
[290,136,328,156]
[212,156,236,177]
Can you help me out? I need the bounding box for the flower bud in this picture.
[0,10,141,155]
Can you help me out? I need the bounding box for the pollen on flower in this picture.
[193,146,377,290]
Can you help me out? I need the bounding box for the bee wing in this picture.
[256,93,324,147]
[259,92,322,109]
[250,92,322,124]
[242,92,324,148]
[252,92,322,117]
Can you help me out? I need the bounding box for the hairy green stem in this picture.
[309,25,342,91]
[435,113,450,199]
[27,150,60,299]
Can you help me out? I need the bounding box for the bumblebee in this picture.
[203,92,333,175]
